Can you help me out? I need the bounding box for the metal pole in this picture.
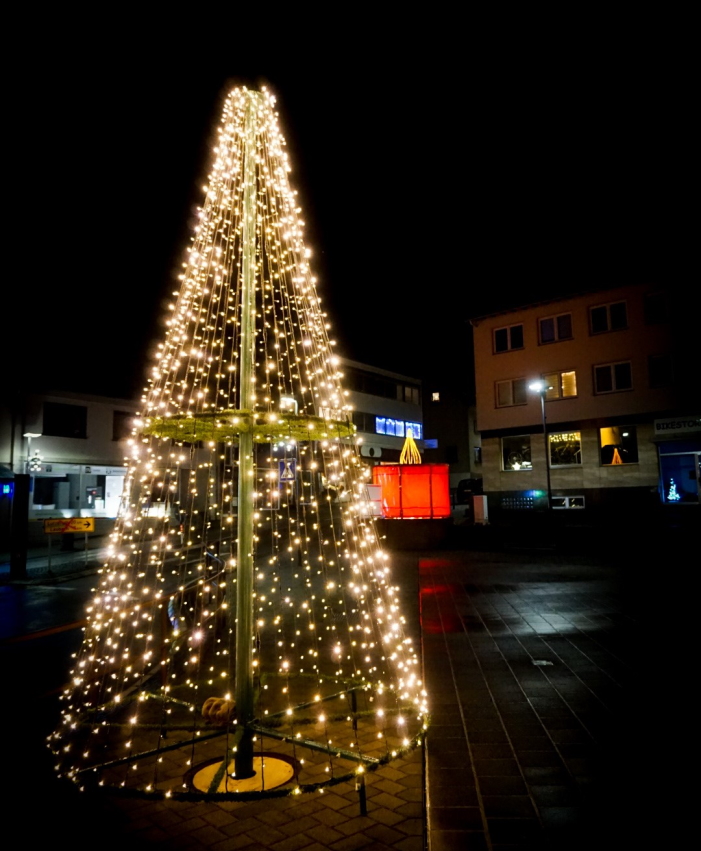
[9,474,30,581]
[233,90,260,780]
[540,392,552,509]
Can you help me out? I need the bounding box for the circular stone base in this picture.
[192,754,295,793]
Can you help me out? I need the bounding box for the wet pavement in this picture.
[1,518,691,849]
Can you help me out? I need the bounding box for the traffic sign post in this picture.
[43,518,95,534]
[43,518,96,572]
[278,458,296,482]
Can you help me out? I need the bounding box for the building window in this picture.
[644,291,669,324]
[494,324,524,353]
[648,354,674,388]
[549,431,582,466]
[539,313,572,344]
[375,417,422,440]
[113,410,135,441]
[402,385,420,404]
[590,301,627,334]
[445,445,459,464]
[542,370,577,400]
[406,422,422,439]
[594,361,632,393]
[502,435,532,471]
[42,402,87,439]
[551,496,585,509]
[599,426,638,465]
[496,378,527,407]
[431,392,440,402]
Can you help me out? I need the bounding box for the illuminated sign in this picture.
[549,431,581,443]
[654,416,701,435]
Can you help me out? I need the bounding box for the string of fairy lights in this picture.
[50,86,428,799]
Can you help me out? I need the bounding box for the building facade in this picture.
[471,285,700,519]
[341,358,423,464]
[1,361,423,550]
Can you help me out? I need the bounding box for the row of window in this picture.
[496,354,673,407]
[502,426,638,471]
[40,402,135,441]
[351,411,423,440]
[343,366,421,405]
[493,294,667,353]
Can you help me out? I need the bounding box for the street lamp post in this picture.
[528,382,552,509]
[11,433,42,581]
[24,432,42,473]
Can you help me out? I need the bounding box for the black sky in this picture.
[13,48,692,401]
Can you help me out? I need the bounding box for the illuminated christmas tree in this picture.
[49,87,428,800]
[667,479,680,502]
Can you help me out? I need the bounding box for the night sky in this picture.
[12,52,691,402]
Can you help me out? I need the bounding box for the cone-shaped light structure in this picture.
[49,87,428,800]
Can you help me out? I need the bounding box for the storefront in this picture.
[654,416,701,505]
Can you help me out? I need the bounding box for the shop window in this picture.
[599,426,639,465]
[543,370,577,400]
[551,495,585,509]
[502,435,532,471]
[113,410,135,440]
[590,301,627,334]
[494,324,524,353]
[649,354,674,388]
[594,361,632,393]
[42,402,87,439]
[539,313,572,344]
[496,378,527,407]
[549,431,582,466]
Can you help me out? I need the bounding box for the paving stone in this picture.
[276,815,321,836]
[267,833,315,851]
[329,833,374,850]
[189,824,230,845]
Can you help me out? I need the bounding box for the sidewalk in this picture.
[3,521,684,849]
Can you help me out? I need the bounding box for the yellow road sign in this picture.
[44,518,96,534]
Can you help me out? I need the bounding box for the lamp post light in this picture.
[528,382,552,509]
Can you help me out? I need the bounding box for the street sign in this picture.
[278,458,296,482]
[44,518,95,534]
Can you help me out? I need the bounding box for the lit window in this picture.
[594,362,632,394]
[599,426,638,465]
[539,313,572,344]
[549,432,582,466]
[542,370,577,400]
[375,417,421,439]
[496,378,527,407]
[494,324,524,353]
[501,436,532,471]
[590,301,627,334]
[406,422,422,440]
[432,392,440,402]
